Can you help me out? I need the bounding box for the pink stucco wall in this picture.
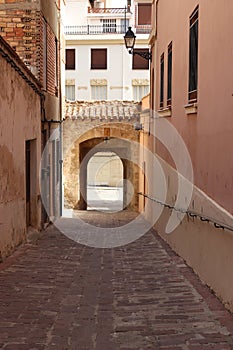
[140,0,233,311]
[155,0,233,214]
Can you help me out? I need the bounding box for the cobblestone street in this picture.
[0,211,233,350]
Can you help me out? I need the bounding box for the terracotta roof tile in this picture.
[65,100,141,121]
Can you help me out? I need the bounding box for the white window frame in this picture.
[102,19,117,33]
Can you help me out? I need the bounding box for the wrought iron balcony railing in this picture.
[64,25,151,35]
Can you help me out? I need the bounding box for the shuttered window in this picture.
[188,7,198,101]
[160,53,164,108]
[103,19,116,33]
[46,25,57,95]
[132,49,149,70]
[66,49,75,70]
[138,4,152,25]
[42,17,47,89]
[91,49,107,69]
[133,85,149,101]
[167,42,172,106]
[91,85,107,100]
[65,85,75,101]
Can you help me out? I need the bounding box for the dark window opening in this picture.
[56,140,60,185]
[160,53,164,108]
[167,42,172,106]
[55,38,59,96]
[151,68,155,111]
[188,6,199,102]
[91,48,107,70]
[52,140,56,215]
[66,49,75,70]
[25,139,37,227]
[132,49,149,70]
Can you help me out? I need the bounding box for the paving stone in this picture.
[0,211,232,349]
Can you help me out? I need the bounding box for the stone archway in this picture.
[63,123,140,212]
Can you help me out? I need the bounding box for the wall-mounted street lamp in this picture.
[124,27,152,61]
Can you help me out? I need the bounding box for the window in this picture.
[103,19,116,33]
[66,49,75,70]
[91,49,107,70]
[52,140,56,214]
[167,42,172,106]
[138,4,152,25]
[121,18,129,33]
[55,38,59,95]
[65,85,75,101]
[45,22,59,96]
[56,140,60,185]
[25,139,37,227]
[151,68,155,110]
[40,17,59,96]
[133,85,149,101]
[189,6,199,102]
[42,17,47,89]
[91,85,107,100]
[132,49,149,70]
[160,53,164,108]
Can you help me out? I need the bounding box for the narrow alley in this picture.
[0,0,233,349]
[0,212,233,350]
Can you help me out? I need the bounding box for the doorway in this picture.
[87,152,123,211]
[25,139,37,227]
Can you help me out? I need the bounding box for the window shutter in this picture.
[160,53,164,108]
[138,4,151,25]
[66,49,75,70]
[42,17,47,88]
[167,42,172,105]
[188,7,199,101]
[91,49,107,69]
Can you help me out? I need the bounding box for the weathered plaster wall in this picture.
[0,39,42,260]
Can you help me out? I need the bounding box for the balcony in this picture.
[87,7,130,14]
[135,25,152,34]
[64,25,151,35]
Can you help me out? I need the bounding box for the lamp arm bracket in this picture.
[129,49,152,61]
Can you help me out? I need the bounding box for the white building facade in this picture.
[64,0,152,101]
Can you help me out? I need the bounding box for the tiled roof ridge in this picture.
[65,100,141,121]
[66,99,141,105]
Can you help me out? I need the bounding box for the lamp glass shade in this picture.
[124,27,136,50]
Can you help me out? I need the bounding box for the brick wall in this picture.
[0,0,59,96]
[0,7,38,74]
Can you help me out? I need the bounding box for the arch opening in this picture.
[63,125,140,212]
[87,151,124,212]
